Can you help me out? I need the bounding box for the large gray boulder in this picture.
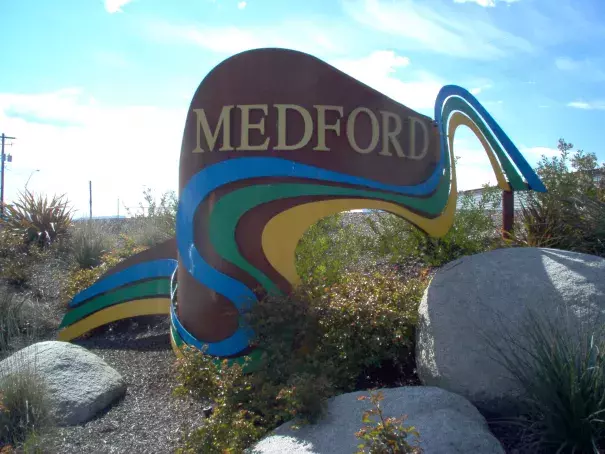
[251,386,504,454]
[417,247,605,415]
[0,341,126,425]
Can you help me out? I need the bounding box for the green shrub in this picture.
[486,311,605,453]
[356,390,422,454]
[177,404,264,454]
[175,272,427,453]
[286,272,423,390]
[0,191,73,247]
[365,187,501,268]
[174,353,269,454]
[69,221,115,269]
[61,267,104,306]
[295,213,369,285]
[0,365,52,448]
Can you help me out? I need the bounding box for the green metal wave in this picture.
[59,278,171,328]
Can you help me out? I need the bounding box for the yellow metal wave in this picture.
[449,112,510,191]
[57,298,170,342]
[170,329,185,359]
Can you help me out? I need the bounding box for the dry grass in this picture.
[69,221,115,269]
[0,363,53,448]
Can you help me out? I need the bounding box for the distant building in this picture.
[458,168,604,212]
[456,187,529,212]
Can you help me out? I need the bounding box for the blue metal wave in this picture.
[435,85,546,192]
[69,259,178,308]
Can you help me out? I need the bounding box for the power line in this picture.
[1,133,16,217]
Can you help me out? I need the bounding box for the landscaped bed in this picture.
[2,140,605,453]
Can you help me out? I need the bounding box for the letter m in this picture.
[192,106,234,153]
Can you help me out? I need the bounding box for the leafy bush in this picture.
[0,191,73,247]
[514,139,605,256]
[0,363,52,448]
[60,267,104,306]
[486,311,605,453]
[258,272,425,391]
[295,213,369,285]
[125,188,177,248]
[356,390,422,454]
[174,353,271,454]
[366,187,502,268]
[175,272,427,453]
[69,221,115,269]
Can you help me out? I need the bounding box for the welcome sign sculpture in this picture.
[58,48,546,363]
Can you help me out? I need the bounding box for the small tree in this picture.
[124,188,178,247]
[515,138,605,255]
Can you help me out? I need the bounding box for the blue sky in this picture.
[1,0,604,217]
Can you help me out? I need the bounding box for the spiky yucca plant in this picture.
[0,191,73,247]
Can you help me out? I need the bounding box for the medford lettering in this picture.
[191,104,430,160]
[314,105,343,152]
[275,104,313,151]
[346,107,379,155]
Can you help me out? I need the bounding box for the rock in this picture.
[0,341,126,425]
[251,386,504,454]
[416,247,605,415]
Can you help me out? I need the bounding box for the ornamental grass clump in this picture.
[69,221,115,269]
[0,357,53,448]
[487,310,605,453]
[0,291,28,357]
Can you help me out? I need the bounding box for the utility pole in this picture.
[117,198,120,218]
[1,133,16,217]
[89,181,92,219]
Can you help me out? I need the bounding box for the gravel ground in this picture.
[39,317,206,454]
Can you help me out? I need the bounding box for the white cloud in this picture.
[146,19,347,56]
[453,0,519,7]
[104,0,133,13]
[330,51,442,111]
[520,146,559,159]
[555,57,580,71]
[555,57,605,81]
[237,1,247,9]
[567,100,605,110]
[452,146,498,190]
[342,0,533,60]
[470,83,493,95]
[0,89,182,217]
